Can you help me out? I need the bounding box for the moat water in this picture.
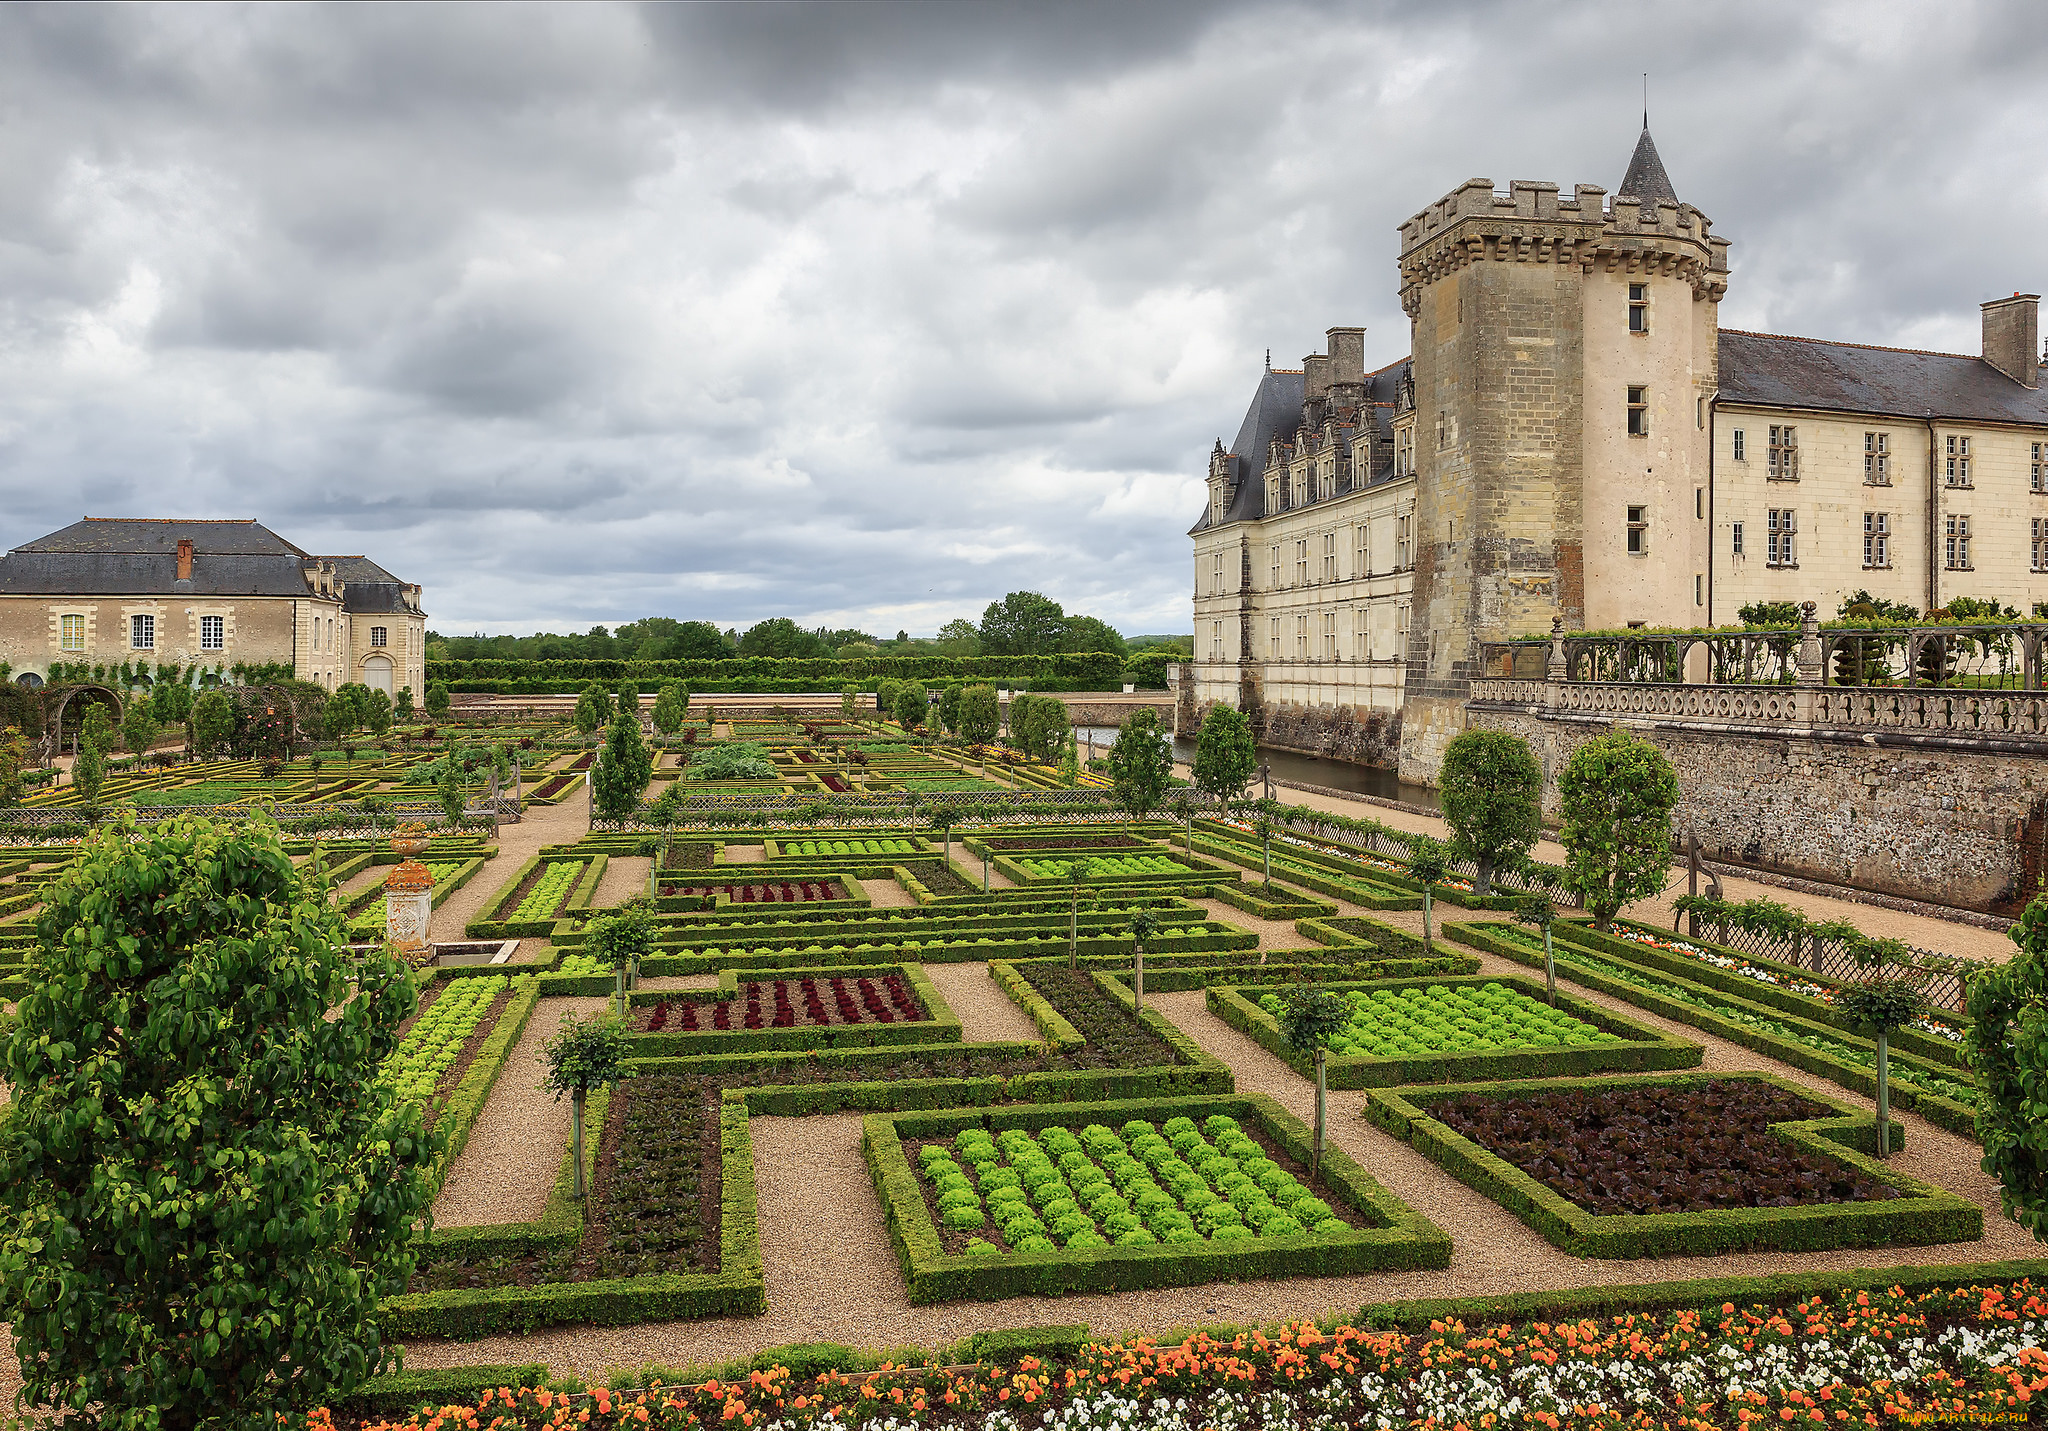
[1071,727,1440,811]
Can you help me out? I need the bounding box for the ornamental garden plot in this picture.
[866,1094,1449,1302]
[1209,975,1702,1087]
[638,970,928,1032]
[1366,1070,1981,1258]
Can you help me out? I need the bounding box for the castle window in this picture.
[1320,532,1336,583]
[60,614,85,651]
[1293,539,1309,587]
[1766,509,1797,567]
[1732,428,1747,462]
[1945,513,1972,569]
[1269,617,1282,657]
[1628,282,1649,333]
[2033,519,2048,573]
[1397,604,1410,660]
[1862,512,1891,569]
[1321,611,1337,660]
[1210,621,1225,661]
[1265,475,1280,513]
[1396,515,1413,569]
[371,626,388,647]
[1694,573,1704,607]
[200,615,224,651]
[130,614,154,650]
[2033,442,2045,493]
[1290,468,1307,507]
[1945,434,1972,488]
[1295,615,1309,659]
[1626,505,1649,554]
[1626,386,1649,436]
[1768,425,1798,480]
[1211,553,1225,595]
[1268,545,1281,590]
[1435,410,1447,450]
[1731,521,1745,556]
[1695,487,1705,520]
[1394,426,1414,476]
[1354,613,1368,662]
[1355,522,1369,577]
[1864,432,1890,485]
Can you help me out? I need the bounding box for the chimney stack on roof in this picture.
[176,538,193,582]
[1325,327,1366,384]
[1981,293,2040,389]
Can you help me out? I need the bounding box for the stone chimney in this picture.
[1981,293,2040,388]
[1325,326,1366,384]
[176,538,193,581]
[1302,352,1332,402]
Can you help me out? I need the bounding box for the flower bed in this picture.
[1209,974,1700,1088]
[1367,1071,1981,1258]
[336,1281,2048,1431]
[642,973,927,1031]
[867,1093,1449,1301]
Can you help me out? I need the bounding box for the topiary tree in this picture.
[593,710,655,820]
[1106,708,1171,819]
[573,681,612,737]
[1835,974,1924,1158]
[927,801,964,867]
[584,897,659,1010]
[0,726,26,806]
[839,684,860,720]
[893,681,930,734]
[958,684,1000,745]
[1128,907,1164,1012]
[0,813,435,1429]
[80,701,114,758]
[73,736,107,810]
[1557,727,1679,929]
[541,1012,635,1199]
[363,687,394,737]
[937,682,963,736]
[1439,728,1543,896]
[650,681,691,735]
[395,686,414,720]
[1406,834,1451,955]
[120,701,158,757]
[875,678,903,720]
[1515,893,1560,1005]
[193,689,236,756]
[1970,897,2048,1237]
[424,681,450,718]
[1281,985,1349,1179]
[616,680,640,715]
[149,679,194,739]
[1191,705,1256,803]
[324,683,370,742]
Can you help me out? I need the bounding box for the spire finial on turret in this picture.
[1264,348,1271,372]
[1617,119,1679,206]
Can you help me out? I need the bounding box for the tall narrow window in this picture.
[60,614,85,650]
[1396,604,1410,661]
[1211,553,1225,595]
[1768,425,1798,480]
[1355,522,1369,577]
[1694,573,1704,606]
[1210,621,1225,660]
[1353,614,1368,663]
[200,615,224,651]
[2034,442,2046,494]
[1394,427,1414,476]
[130,614,154,650]
[1945,434,1972,488]
[1731,520,1745,556]
[1626,386,1649,436]
[1862,512,1890,569]
[2033,519,2047,573]
[1695,487,1705,520]
[1268,546,1281,590]
[1732,428,1747,462]
[1396,515,1412,569]
[1321,611,1337,660]
[1864,431,1890,485]
[1320,532,1336,582]
[1945,513,1972,569]
[1269,617,1282,656]
[370,626,388,648]
[1628,282,1649,333]
[1295,615,1309,658]
[1766,509,1797,567]
[1626,504,1649,554]
[1293,540,1308,587]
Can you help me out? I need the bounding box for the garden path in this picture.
[394,949,2031,1381]
[431,993,612,1228]
[591,855,651,909]
[920,961,1040,1044]
[429,794,589,943]
[859,877,918,908]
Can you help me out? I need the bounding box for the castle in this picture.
[1189,126,2048,782]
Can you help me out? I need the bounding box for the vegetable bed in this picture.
[660,880,845,903]
[641,973,927,1031]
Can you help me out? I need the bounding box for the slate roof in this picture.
[1617,127,1679,206]
[1719,331,2048,426]
[0,518,426,607]
[320,556,425,617]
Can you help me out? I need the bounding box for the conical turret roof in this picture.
[1617,127,1678,206]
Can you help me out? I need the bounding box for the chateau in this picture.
[1189,127,2048,783]
[0,518,428,699]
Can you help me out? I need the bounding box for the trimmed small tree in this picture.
[193,689,236,756]
[1557,726,1680,929]
[1191,705,1257,802]
[121,701,158,757]
[927,801,963,868]
[1515,893,1560,1005]
[893,682,928,735]
[149,679,194,738]
[651,681,691,735]
[436,763,465,828]
[839,684,860,720]
[1281,985,1349,1179]
[958,684,1000,745]
[1106,708,1172,819]
[1834,975,1924,1159]
[395,686,414,719]
[541,1013,635,1199]
[937,682,963,736]
[616,680,640,715]
[573,681,612,737]
[1970,897,2048,1237]
[1129,907,1164,1012]
[424,680,451,718]
[1439,728,1543,896]
[0,813,434,1429]
[1406,834,1451,955]
[1065,858,1089,970]
[593,710,655,820]
[363,687,394,737]
[0,726,27,806]
[584,897,659,1009]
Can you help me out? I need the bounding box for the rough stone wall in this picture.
[1468,708,2041,912]
[1243,700,1403,770]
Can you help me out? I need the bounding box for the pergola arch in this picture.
[44,684,124,756]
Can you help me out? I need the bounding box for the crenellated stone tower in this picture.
[1393,128,1731,781]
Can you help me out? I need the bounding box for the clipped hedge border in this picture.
[464,853,607,940]
[639,905,1212,955]
[1444,920,1981,1141]
[1365,1069,1979,1259]
[387,1090,764,1334]
[1102,954,1479,994]
[1207,973,1704,1089]
[1187,831,1419,911]
[865,1092,1451,1304]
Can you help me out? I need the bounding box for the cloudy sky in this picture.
[3,1,2044,639]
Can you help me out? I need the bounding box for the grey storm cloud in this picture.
[1,0,2046,637]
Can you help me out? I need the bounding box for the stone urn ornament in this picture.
[384,821,435,965]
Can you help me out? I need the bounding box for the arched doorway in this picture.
[363,655,395,698]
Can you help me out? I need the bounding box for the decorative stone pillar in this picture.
[383,823,434,965]
[1544,617,1567,709]
[1793,600,1824,726]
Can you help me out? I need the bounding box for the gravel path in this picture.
[859,877,918,908]
[431,994,611,1227]
[1190,897,1299,953]
[638,973,722,991]
[430,796,591,942]
[919,961,1040,1043]
[592,856,652,909]
[722,844,766,865]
